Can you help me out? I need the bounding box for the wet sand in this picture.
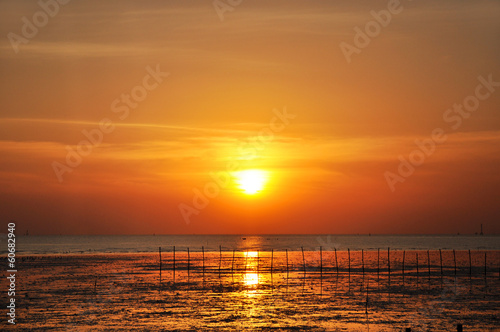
[1,250,499,331]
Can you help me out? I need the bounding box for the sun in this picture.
[234,170,269,195]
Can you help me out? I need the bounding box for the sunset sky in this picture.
[0,0,499,235]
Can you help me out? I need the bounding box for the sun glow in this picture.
[244,273,259,286]
[234,170,269,195]
[245,251,258,258]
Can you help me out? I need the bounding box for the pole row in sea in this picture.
[157,247,494,286]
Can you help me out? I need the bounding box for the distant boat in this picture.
[242,237,246,240]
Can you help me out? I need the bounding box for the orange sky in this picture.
[0,0,499,235]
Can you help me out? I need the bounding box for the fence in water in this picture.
[158,246,499,288]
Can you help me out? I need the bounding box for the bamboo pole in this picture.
[257,251,260,286]
[320,246,323,277]
[439,249,443,278]
[159,247,162,286]
[231,249,235,284]
[245,250,248,273]
[416,252,419,276]
[173,246,176,284]
[271,249,274,288]
[387,247,390,277]
[484,252,487,279]
[231,249,235,275]
[271,249,274,275]
[377,248,380,280]
[335,247,339,276]
[218,245,222,280]
[348,248,351,279]
[286,249,289,279]
[427,250,431,281]
[202,246,205,278]
[365,277,369,315]
[453,249,457,277]
[301,247,306,275]
[402,250,406,277]
[187,247,190,280]
[362,249,365,276]
[468,249,472,279]
[257,250,260,274]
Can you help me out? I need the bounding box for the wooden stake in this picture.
[286,249,289,279]
[335,247,339,275]
[320,246,323,276]
[468,249,472,279]
[365,277,369,315]
[187,247,190,280]
[301,247,306,275]
[453,249,457,277]
[377,248,380,279]
[231,249,235,284]
[159,247,162,285]
[271,249,274,275]
[348,248,351,278]
[416,252,419,276]
[428,250,431,280]
[402,250,406,277]
[387,247,390,277]
[271,249,274,287]
[173,246,176,284]
[245,250,248,273]
[202,246,205,278]
[439,249,443,277]
[231,249,235,275]
[484,251,487,279]
[257,250,260,274]
[219,245,222,280]
[362,249,365,276]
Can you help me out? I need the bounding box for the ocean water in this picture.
[6,249,500,331]
[3,234,499,330]
[9,234,500,255]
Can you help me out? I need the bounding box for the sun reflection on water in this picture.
[245,251,258,258]
[243,250,261,296]
[244,273,259,286]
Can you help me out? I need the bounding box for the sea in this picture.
[7,234,500,255]
[3,234,500,330]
